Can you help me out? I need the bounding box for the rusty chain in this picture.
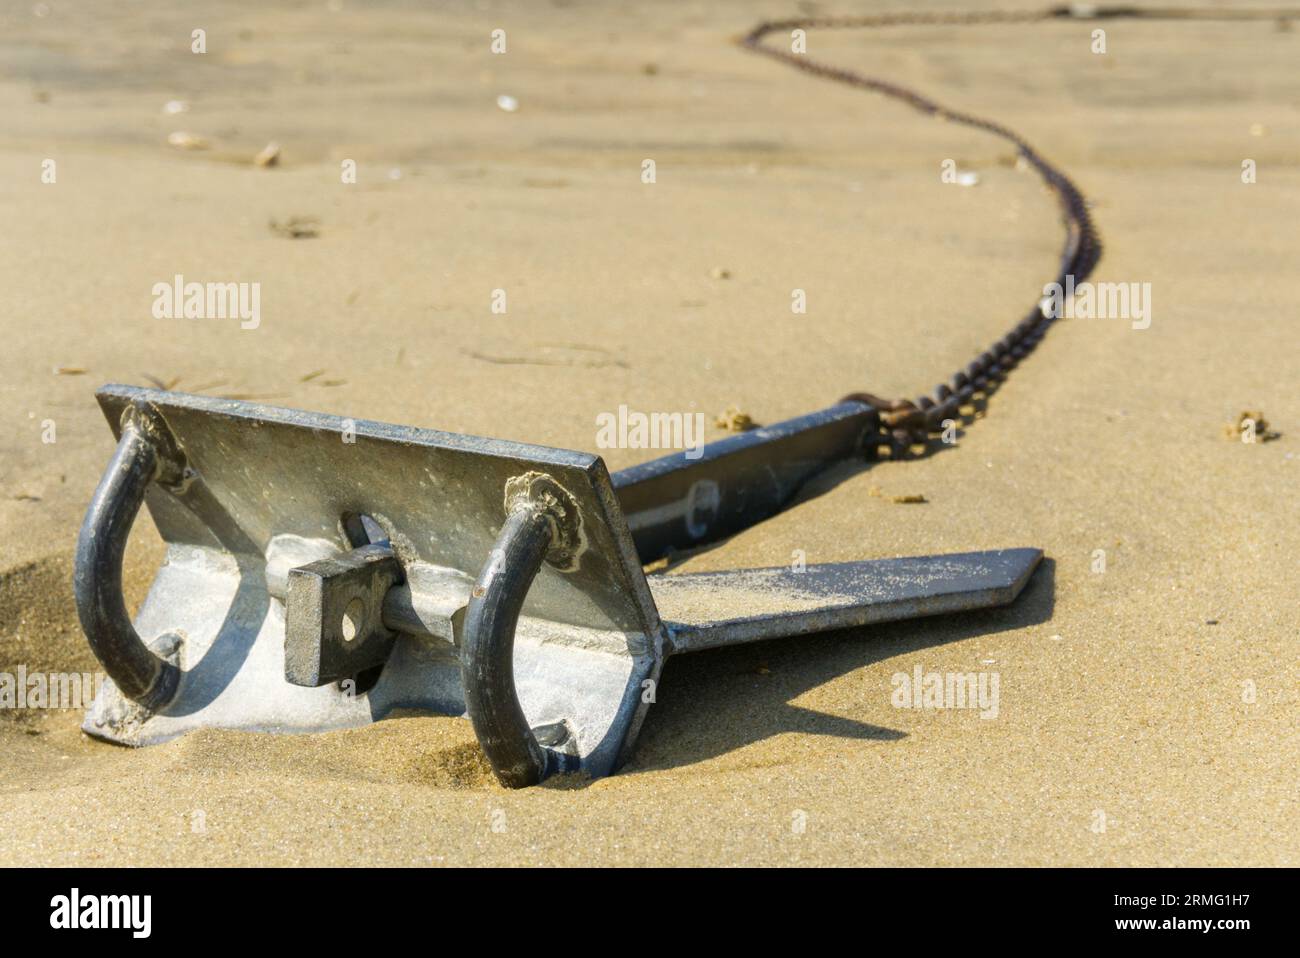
[739,5,1297,457]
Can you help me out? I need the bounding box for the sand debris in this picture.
[140,374,181,390]
[166,131,209,150]
[1222,409,1280,443]
[269,215,320,239]
[714,406,756,432]
[868,485,927,504]
[463,343,627,369]
[189,379,229,393]
[253,141,281,167]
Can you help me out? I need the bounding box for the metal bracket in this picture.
[76,385,1043,787]
[284,543,403,687]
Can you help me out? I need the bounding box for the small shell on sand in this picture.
[254,142,281,167]
[167,131,209,150]
[496,94,519,112]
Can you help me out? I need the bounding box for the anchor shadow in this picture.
[623,558,1055,777]
[147,478,271,716]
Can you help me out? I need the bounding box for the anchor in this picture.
[74,385,1041,787]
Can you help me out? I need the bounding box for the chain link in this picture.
[739,5,1295,457]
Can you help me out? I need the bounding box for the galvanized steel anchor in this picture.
[75,385,1041,787]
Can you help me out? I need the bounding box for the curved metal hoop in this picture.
[73,404,187,710]
[459,506,557,788]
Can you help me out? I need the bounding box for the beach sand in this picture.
[0,0,1295,866]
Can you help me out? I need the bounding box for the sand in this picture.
[1,0,1296,866]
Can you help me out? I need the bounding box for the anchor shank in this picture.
[612,400,878,562]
